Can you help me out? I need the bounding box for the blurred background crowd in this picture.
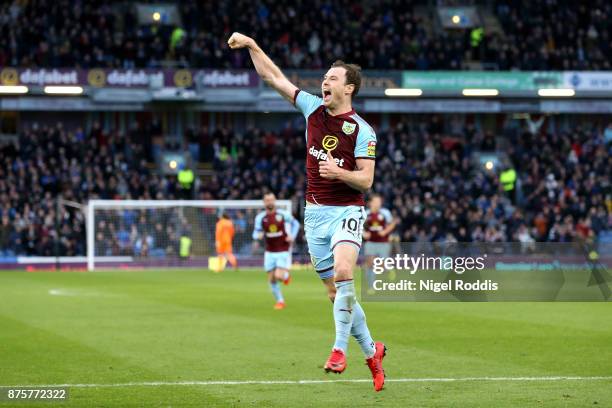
[1,118,610,256]
[1,0,610,70]
[0,0,610,258]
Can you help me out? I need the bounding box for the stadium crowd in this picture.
[208,119,611,245]
[1,117,609,257]
[0,122,159,256]
[1,0,610,70]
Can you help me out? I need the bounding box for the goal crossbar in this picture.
[86,199,292,271]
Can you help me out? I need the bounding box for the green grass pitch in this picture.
[0,268,610,407]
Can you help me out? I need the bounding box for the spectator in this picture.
[1,0,609,70]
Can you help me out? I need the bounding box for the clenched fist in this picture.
[319,150,344,180]
[227,32,254,49]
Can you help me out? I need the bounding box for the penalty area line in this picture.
[7,376,612,388]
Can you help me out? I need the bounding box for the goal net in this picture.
[86,200,292,271]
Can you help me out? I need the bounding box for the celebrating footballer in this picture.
[229,31,386,392]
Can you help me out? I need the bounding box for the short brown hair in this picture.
[331,60,362,98]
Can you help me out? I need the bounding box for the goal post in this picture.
[86,200,292,271]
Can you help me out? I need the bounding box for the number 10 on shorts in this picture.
[341,216,362,239]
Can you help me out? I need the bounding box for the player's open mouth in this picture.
[323,90,332,102]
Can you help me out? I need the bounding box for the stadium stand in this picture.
[1,0,609,70]
[0,1,610,258]
[0,119,610,256]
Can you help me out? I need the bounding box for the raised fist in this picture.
[227,32,254,49]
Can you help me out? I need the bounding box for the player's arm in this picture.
[252,213,264,240]
[284,214,300,242]
[319,153,374,192]
[339,158,375,192]
[228,32,297,103]
[379,210,398,237]
[379,222,398,237]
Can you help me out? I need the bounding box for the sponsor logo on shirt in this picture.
[369,221,383,232]
[265,223,284,238]
[322,135,339,151]
[309,146,345,167]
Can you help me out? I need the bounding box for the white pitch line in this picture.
[7,376,612,388]
[48,288,122,298]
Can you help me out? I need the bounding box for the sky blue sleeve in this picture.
[282,210,300,240]
[354,120,377,159]
[381,208,393,224]
[252,212,264,240]
[294,90,322,119]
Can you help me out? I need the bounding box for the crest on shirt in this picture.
[275,214,283,222]
[342,121,356,135]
